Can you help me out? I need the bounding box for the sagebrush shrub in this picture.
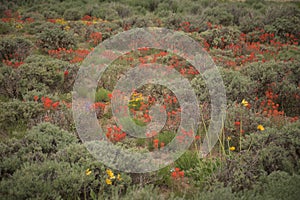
[0,37,33,61]
[63,8,82,20]
[17,56,69,96]
[37,26,76,51]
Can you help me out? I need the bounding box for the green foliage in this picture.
[0,65,19,98]
[43,10,59,19]
[63,8,82,20]
[194,171,300,200]
[0,123,77,176]
[200,26,241,49]
[0,36,33,61]
[242,122,300,174]
[114,184,165,200]
[212,122,300,192]
[17,56,69,96]
[204,6,234,26]
[0,160,87,199]
[0,100,44,135]
[37,26,76,51]
[0,21,13,34]
[242,60,300,116]
[248,171,300,200]
[90,5,120,21]
[192,68,255,103]
[95,87,111,102]
[187,158,221,188]
[158,131,176,146]
[1,1,300,199]
[272,16,300,40]
[175,150,200,171]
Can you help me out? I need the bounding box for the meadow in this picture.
[0,0,300,199]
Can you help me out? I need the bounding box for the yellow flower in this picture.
[55,18,67,25]
[257,125,265,131]
[15,24,23,29]
[229,146,236,151]
[105,178,112,185]
[241,99,249,107]
[117,174,122,181]
[227,136,231,141]
[85,168,92,176]
[106,169,115,179]
[64,25,70,31]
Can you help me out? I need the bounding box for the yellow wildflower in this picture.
[117,174,122,181]
[257,125,265,131]
[15,24,23,29]
[64,25,70,31]
[55,18,67,25]
[85,168,92,176]
[106,169,115,179]
[241,99,249,107]
[227,136,231,141]
[105,178,112,185]
[229,146,235,151]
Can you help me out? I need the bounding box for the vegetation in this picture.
[0,0,299,199]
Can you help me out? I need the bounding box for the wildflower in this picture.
[105,178,112,185]
[227,136,231,141]
[85,168,92,176]
[106,169,115,179]
[64,70,69,76]
[171,168,184,179]
[241,99,249,107]
[117,174,122,181]
[52,102,60,109]
[257,124,265,131]
[234,121,241,126]
[178,171,184,177]
[229,146,236,151]
[171,171,177,178]
[64,25,70,31]
[153,139,159,149]
[43,97,52,109]
[195,135,201,140]
[34,95,39,102]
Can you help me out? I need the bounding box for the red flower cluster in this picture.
[178,21,199,33]
[176,129,194,144]
[48,48,90,63]
[1,9,33,24]
[171,168,184,179]
[153,139,165,149]
[81,15,93,21]
[41,97,60,110]
[290,116,299,123]
[234,121,241,126]
[258,86,284,118]
[205,25,299,68]
[89,32,102,45]
[106,125,126,143]
[92,102,106,110]
[2,60,24,68]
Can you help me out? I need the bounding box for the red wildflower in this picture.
[52,101,60,109]
[234,121,241,126]
[34,96,39,102]
[64,70,69,76]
